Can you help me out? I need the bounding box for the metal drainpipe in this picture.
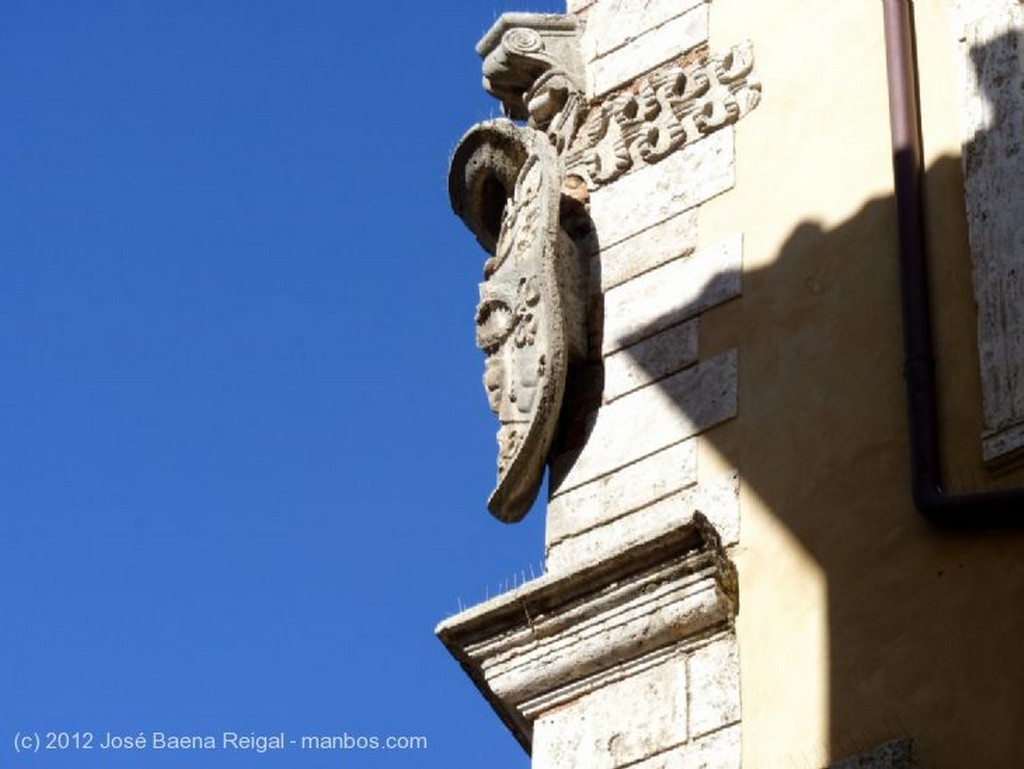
[883,0,1024,526]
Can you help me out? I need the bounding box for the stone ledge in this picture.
[435,517,738,753]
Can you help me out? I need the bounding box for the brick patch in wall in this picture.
[829,740,916,769]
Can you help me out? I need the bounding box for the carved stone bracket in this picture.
[565,43,762,188]
[436,516,739,752]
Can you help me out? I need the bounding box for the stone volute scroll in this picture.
[477,14,586,153]
[449,14,587,523]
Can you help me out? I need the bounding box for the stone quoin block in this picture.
[589,129,735,250]
[589,3,710,96]
[582,0,707,62]
[602,233,742,355]
[628,724,741,769]
[547,438,699,547]
[547,473,739,572]
[603,318,701,403]
[688,636,741,738]
[550,350,738,494]
[594,208,699,293]
[532,658,689,769]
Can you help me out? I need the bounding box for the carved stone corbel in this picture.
[450,120,586,523]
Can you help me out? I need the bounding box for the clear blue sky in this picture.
[1,2,563,766]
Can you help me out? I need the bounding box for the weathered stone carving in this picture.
[450,16,758,521]
[450,120,585,522]
[450,14,587,523]
[477,14,586,153]
[435,516,739,750]
[565,43,762,188]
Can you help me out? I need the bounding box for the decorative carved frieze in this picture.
[435,516,739,752]
[564,43,761,188]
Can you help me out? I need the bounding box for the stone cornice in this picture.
[435,515,738,751]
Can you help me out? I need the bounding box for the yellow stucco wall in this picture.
[696,1,1024,765]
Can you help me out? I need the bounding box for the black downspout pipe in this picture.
[883,0,1024,526]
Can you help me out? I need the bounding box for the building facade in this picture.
[440,1,1024,767]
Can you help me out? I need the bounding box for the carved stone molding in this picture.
[435,516,738,751]
[449,120,586,522]
[565,43,761,189]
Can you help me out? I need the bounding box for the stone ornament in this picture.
[477,14,586,153]
[450,13,588,523]
[449,14,757,521]
[565,42,762,188]
[450,120,585,522]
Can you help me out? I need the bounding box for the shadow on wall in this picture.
[575,29,1024,769]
